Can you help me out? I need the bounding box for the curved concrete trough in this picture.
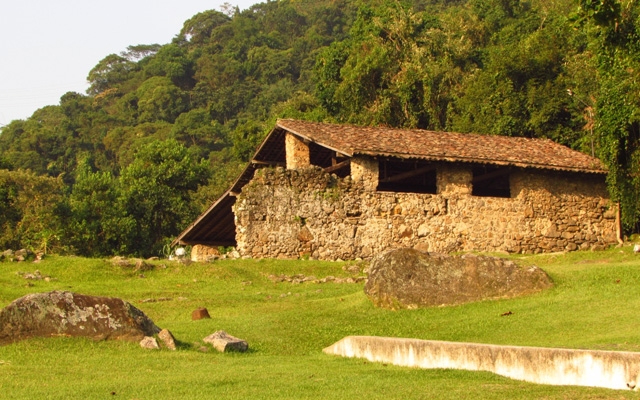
[323,336,640,391]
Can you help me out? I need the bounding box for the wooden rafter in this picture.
[251,160,286,167]
[324,159,351,174]
[379,165,436,183]
[472,167,511,184]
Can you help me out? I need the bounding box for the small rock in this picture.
[140,297,172,303]
[110,257,154,272]
[343,265,361,274]
[203,330,248,353]
[158,329,177,350]
[192,307,211,320]
[135,260,154,272]
[140,336,159,350]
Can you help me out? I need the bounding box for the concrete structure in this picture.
[174,119,618,261]
[323,336,640,391]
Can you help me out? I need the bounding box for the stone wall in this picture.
[285,132,310,170]
[233,162,617,260]
[190,244,220,262]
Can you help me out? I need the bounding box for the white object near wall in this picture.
[324,336,640,391]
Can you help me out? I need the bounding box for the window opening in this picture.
[471,165,511,198]
[309,142,350,178]
[377,158,437,194]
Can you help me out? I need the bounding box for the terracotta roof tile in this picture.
[277,119,606,174]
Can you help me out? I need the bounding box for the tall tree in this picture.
[68,160,128,256]
[578,0,640,231]
[315,0,476,129]
[118,139,209,256]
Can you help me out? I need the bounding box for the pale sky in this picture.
[0,0,259,127]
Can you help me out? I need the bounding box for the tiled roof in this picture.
[277,119,607,174]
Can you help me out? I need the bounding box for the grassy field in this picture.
[2,247,640,399]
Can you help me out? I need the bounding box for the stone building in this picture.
[174,119,619,261]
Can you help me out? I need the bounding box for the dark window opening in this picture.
[472,165,511,198]
[377,158,437,194]
[309,142,350,178]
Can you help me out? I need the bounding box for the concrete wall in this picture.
[233,160,617,260]
[323,336,640,391]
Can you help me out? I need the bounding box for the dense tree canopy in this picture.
[0,0,638,256]
[577,0,640,231]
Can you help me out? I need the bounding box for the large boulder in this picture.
[0,291,161,345]
[365,249,552,309]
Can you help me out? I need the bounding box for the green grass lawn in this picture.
[2,248,640,399]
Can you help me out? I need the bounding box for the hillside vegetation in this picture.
[2,248,640,398]
[0,0,639,257]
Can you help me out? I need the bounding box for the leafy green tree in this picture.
[87,54,139,96]
[136,77,189,123]
[118,139,209,256]
[0,172,22,249]
[171,108,229,156]
[68,159,130,256]
[121,44,161,61]
[578,0,640,231]
[0,170,66,252]
[315,0,474,129]
[178,10,231,46]
[230,120,267,161]
[143,44,195,88]
[448,2,581,143]
[103,122,173,168]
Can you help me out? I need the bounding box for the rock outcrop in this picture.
[364,248,552,309]
[0,291,161,345]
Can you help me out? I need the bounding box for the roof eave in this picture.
[352,150,608,174]
[276,120,353,157]
[171,189,234,247]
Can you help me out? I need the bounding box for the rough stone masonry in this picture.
[233,160,617,261]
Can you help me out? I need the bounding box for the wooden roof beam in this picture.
[324,159,351,174]
[472,167,511,184]
[379,165,437,184]
[251,160,286,167]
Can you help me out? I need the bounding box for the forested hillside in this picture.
[0,0,638,257]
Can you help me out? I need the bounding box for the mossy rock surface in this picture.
[365,249,553,309]
[0,291,160,345]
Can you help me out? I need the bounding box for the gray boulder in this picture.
[0,291,161,345]
[365,248,552,309]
